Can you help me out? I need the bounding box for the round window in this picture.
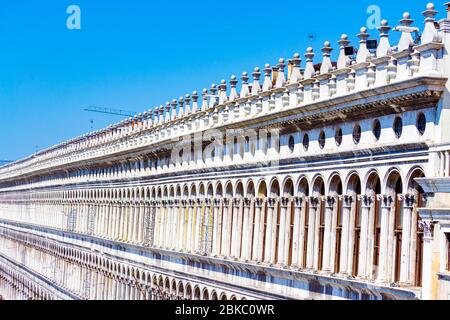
[417,113,426,136]
[288,136,295,153]
[318,131,326,149]
[303,134,309,151]
[373,119,381,141]
[353,124,361,144]
[335,128,342,146]
[393,116,403,138]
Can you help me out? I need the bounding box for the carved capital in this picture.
[359,194,373,208]
[213,198,221,206]
[243,197,252,207]
[404,194,415,208]
[418,220,435,239]
[267,197,277,207]
[326,196,336,208]
[309,196,319,208]
[281,197,291,207]
[294,196,303,207]
[381,195,393,208]
[255,198,264,206]
[343,195,354,207]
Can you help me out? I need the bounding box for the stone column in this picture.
[306,197,319,270]
[322,196,336,273]
[264,197,276,265]
[339,195,353,274]
[137,201,145,244]
[179,200,187,251]
[194,198,203,253]
[203,199,212,255]
[211,198,222,257]
[419,219,435,300]
[277,197,290,267]
[313,197,323,271]
[241,197,252,261]
[187,199,195,253]
[358,195,373,278]
[224,198,234,258]
[230,198,240,259]
[172,200,180,250]
[377,195,393,283]
[252,198,264,263]
[291,197,303,268]
[399,194,414,285]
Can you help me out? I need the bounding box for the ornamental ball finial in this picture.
[426,2,434,10]
[221,79,226,84]
[242,71,248,76]
[360,26,367,33]
[403,12,410,19]
[202,88,208,94]
[278,58,284,63]
[185,93,190,99]
[324,41,331,47]
[293,53,300,58]
[341,34,348,40]
[265,63,270,68]
[230,75,237,80]
[254,66,260,72]
[381,19,388,26]
[192,91,198,95]
[307,47,313,52]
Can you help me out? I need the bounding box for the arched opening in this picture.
[312,176,325,270]
[258,180,267,199]
[211,291,218,300]
[202,289,210,300]
[407,168,425,287]
[246,180,256,198]
[193,286,201,300]
[365,171,381,278]
[346,173,362,276]
[385,170,403,283]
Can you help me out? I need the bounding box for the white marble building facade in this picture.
[1,3,450,300]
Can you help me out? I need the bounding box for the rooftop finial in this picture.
[422,3,440,44]
[201,88,208,111]
[337,34,351,69]
[262,64,273,91]
[356,27,370,63]
[184,94,191,115]
[320,41,333,74]
[275,58,286,88]
[229,75,239,101]
[218,79,228,104]
[289,53,302,83]
[397,12,415,51]
[177,97,184,118]
[304,47,315,79]
[191,91,199,113]
[251,67,261,95]
[240,72,250,98]
[376,19,392,57]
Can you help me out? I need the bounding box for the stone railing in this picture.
[0,3,448,182]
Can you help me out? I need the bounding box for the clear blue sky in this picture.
[0,0,442,161]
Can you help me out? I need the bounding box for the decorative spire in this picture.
[251,67,261,95]
[153,108,159,126]
[275,58,286,88]
[165,102,172,123]
[289,53,302,83]
[240,72,250,98]
[356,27,370,63]
[184,94,191,115]
[218,80,228,104]
[376,19,392,57]
[191,91,199,113]
[304,47,315,79]
[397,12,415,51]
[262,64,273,91]
[177,97,184,118]
[147,109,153,127]
[421,3,440,44]
[201,88,208,111]
[320,41,333,74]
[337,34,351,69]
[229,75,239,101]
[209,84,217,109]
[158,105,165,124]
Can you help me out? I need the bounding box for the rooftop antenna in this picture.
[83,106,137,118]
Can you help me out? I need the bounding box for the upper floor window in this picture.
[372,119,381,141]
[288,136,295,153]
[303,133,309,151]
[417,113,426,136]
[353,124,361,144]
[318,131,326,149]
[335,128,342,146]
[393,116,403,138]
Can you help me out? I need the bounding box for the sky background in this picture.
[0,0,444,161]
